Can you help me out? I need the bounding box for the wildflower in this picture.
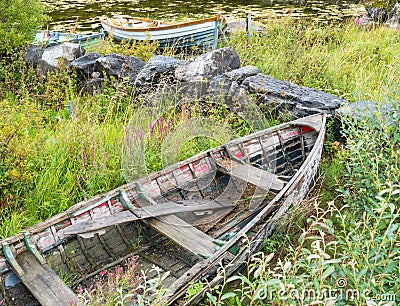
[138,127,145,139]
[332,141,340,151]
[149,121,155,136]
[167,119,172,132]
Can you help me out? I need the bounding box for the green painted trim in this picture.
[2,243,25,277]
[24,233,46,265]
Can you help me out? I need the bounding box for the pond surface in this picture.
[43,0,366,32]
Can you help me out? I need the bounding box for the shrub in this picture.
[0,0,47,54]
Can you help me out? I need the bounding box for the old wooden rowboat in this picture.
[0,114,326,305]
[99,14,221,50]
[33,30,105,48]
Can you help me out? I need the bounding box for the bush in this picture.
[0,0,47,54]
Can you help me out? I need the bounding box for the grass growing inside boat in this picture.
[75,256,164,305]
[0,18,399,305]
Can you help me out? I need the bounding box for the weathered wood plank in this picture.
[147,214,218,257]
[218,160,285,192]
[63,199,232,236]
[16,252,81,306]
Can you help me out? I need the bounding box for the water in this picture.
[43,0,366,32]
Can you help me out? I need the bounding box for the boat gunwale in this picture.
[99,14,220,33]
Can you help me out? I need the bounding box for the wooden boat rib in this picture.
[99,15,221,50]
[0,114,326,305]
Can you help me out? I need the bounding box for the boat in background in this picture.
[99,14,221,50]
[33,30,105,48]
[0,114,326,305]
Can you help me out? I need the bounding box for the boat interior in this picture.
[108,16,173,29]
[0,118,321,305]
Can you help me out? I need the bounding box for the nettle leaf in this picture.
[387,223,398,241]
[206,292,217,303]
[384,261,397,274]
[221,292,236,300]
[322,266,335,280]
[283,261,292,273]
[357,266,369,281]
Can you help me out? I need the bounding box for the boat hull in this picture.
[100,17,219,50]
[0,114,326,305]
[33,31,105,48]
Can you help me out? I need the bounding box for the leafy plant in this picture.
[0,0,47,54]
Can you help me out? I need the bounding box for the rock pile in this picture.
[25,43,344,117]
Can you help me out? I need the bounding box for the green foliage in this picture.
[186,281,205,301]
[0,18,399,305]
[87,36,159,61]
[0,97,44,208]
[0,65,137,237]
[205,104,400,305]
[0,0,47,54]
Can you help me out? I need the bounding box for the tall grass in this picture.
[230,19,399,103]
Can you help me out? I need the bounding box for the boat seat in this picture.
[134,187,223,258]
[2,248,81,306]
[217,160,286,193]
[62,198,233,238]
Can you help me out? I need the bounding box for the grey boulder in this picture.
[336,100,395,121]
[25,45,45,67]
[134,55,182,93]
[208,65,260,108]
[175,46,240,83]
[41,43,85,72]
[242,74,344,116]
[94,53,146,82]
[69,52,102,80]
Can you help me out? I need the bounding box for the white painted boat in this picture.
[99,15,221,50]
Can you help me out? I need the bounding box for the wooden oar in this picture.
[62,199,233,237]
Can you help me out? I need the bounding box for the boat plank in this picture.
[63,198,233,236]
[218,160,285,192]
[134,190,220,257]
[16,252,81,306]
[146,214,217,258]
